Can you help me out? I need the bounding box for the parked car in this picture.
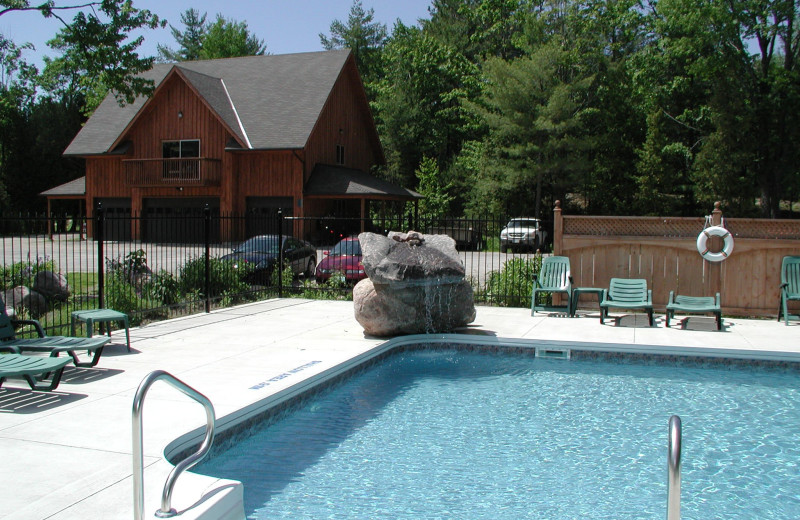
[222,235,316,283]
[315,236,366,284]
[500,218,547,253]
[427,223,486,250]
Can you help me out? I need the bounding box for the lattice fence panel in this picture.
[565,216,800,240]
[726,219,800,240]
[563,217,705,238]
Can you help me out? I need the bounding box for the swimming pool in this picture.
[195,347,800,519]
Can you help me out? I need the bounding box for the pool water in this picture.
[195,350,800,519]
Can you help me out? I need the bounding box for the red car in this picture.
[315,237,366,284]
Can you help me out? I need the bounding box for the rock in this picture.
[354,231,476,336]
[33,271,70,301]
[3,286,47,318]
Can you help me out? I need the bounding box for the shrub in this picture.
[143,270,180,306]
[0,256,58,290]
[178,256,250,300]
[106,249,150,283]
[483,256,543,307]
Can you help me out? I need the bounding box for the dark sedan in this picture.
[315,236,366,284]
[222,235,316,284]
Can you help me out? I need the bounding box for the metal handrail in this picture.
[132,370,216,519]
[667,415,682,520]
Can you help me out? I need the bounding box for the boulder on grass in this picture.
[3,286,47,318]
[33,271,70,301]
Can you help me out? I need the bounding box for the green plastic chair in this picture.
[599,278,654,326]
[666,291,722,330]
[778,256,800,325]
[0,345,72,391]
[1,298,110,367]
[531,256,572,315]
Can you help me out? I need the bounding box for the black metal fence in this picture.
[1,209,552,336]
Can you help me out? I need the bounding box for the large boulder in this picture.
[3,286,47,318]
[354,231,476,336]
[33,271,70,301]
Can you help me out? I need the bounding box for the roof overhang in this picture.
[304,164,422,201]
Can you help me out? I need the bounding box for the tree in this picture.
[157,8,207,62]
[200,15,267,60]
[1,0,165,114]
[415,156,454,217]
[319,0,387,87]
[374,22,481,190]
[155,10,267,63]
[474,42,595,218]
[423,0,530,61]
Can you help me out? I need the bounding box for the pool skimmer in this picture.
[535,347,571,360]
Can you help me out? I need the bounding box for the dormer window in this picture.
[336,144,345,165]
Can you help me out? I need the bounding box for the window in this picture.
[162,140,200,180]
[335,144,345,165]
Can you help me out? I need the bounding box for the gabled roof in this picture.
[305,164,422,200]
[65,50,354,155]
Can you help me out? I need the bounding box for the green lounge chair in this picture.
[531,256,573,315]
[778,256,800,325]
[1,299,110,367]
[0,346,71,391]
[666,292,722,330]
[600,278,654,326]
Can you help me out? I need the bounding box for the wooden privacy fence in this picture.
[553,202,800,317]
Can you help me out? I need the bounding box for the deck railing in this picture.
[122,158,222,187]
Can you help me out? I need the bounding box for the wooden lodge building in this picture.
[44,50,420,242]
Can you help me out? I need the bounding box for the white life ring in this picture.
[696,226,734,262]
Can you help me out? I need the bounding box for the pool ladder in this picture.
[667,415,682,520]
[132,370,216,519]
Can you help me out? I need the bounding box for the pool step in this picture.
[535,347,571,360]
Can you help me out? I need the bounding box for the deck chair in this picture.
[599,278,654,326]
[531,256,573,315]
[1,299,110,367]
[666,292,722,330]
[778,256,800,325]
[0,346,71,391]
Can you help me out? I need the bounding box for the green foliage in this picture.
[200,15,267,59]
[32,0,166,114]
[157,8,207,62]
[156,9,266,62]
[143,270,180,306]
[481,256,541,307]
[178,256,250,300]
[106,249,149,282]
[319,0,387,86]
[270,263,294,289]
[416,156,454,218]
[375,22,483,189]
[103,271,138,314]
[0,256,57,290]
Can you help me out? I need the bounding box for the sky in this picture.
[2,0,435,69]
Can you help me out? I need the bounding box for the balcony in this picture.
[122,158,222,187]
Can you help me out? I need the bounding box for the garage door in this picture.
[142,198,220,243]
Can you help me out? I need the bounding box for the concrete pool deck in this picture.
[1,298,798,520]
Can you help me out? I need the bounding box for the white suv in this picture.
[500,218,547,253]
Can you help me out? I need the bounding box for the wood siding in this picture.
[79,54,384,241]
[554,207,800,317]
[304,57,382,181]
[126,74,232,161]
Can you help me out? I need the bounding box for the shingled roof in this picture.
[64,50,353,155]
[306,164,422,200]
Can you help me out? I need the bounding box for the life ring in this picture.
[696,226,734,262]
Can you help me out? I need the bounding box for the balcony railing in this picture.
[122,158,222,187]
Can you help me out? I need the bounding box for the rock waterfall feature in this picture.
[353,231,476,336]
